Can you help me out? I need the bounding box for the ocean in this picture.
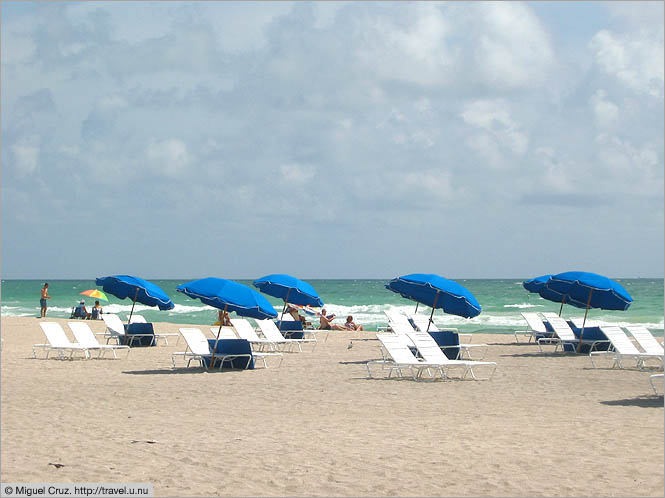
[2,279,663,334]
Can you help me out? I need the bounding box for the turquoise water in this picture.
[2,279,663,334]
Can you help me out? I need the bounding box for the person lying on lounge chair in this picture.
[319,308,345,330]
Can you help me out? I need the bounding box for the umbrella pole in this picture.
[558,295,566,317]
[209,304,227,370]
[127,288,139,325]
[426,292,440,333]
[577,290,593,353]
[279,289,292,332]
[414,303,419,313]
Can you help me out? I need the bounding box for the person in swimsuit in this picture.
[344,315,364,331]
[286,305,306,323]
[91,300,103,320]
[318,308,345,330]
[217,310,232,326]
[40,283,50,318]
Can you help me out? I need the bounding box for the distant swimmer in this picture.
[40,283,50,318]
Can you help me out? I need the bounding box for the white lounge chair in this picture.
[624,326,665,358]
[210,326,283,368]
[385,321,417,347]
[209,327,239,339]
[514,312,551,343]
[406,330,497,380]
[100,314,176,346]
[384,310,415,331]
[171,328,252,370]
[537,315,579,353]
[650,374,664,395]
[34,322,90,360]
[366,334,448,380]
[68,322,130,359]
[255,319,316,352]
[410,315,488,359]
[591,326,663,369]
[128,314,179,344]
[100,314,153,346]
[231,319,280,352]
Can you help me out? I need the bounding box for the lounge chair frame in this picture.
[590,326,663,370]
[406,331,497,380]
[34,322,90,360]
[68,322,130,359]
[172,328,253,370]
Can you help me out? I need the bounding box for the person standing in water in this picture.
[40,283,50,318]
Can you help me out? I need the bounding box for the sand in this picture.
[1,315,663,497]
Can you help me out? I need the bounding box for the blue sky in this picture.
[2,1,663,279]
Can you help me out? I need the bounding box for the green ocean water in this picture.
[2,279,663,334]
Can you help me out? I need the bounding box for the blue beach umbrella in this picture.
[96,275,174,323]
[386,273,482,332]
[522,275,552,293]
[253,274,323,329]
[546,271,633,351]
[523,274,587,314]
[176,278,277,369]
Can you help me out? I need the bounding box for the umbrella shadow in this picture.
[500,351,582,358]
[339,359,373,365]
[600,396,664,408]
[122,368,250,375]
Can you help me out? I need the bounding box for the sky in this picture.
[1,1,663,280]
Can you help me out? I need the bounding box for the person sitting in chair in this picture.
[217,310,232,326]
[91,300,103,320]
[73,300,91,319]
[286,305,306,323]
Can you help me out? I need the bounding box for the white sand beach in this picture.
[1,316,663,497]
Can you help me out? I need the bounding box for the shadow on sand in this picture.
[499,351,582,358]
[122,368,248,375]
[600,396,664,408]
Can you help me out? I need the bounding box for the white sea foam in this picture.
[503,303,543,309]
[2,299,662,333]
[167,303,216,314]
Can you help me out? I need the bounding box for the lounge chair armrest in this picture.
[588,340,611,353]
[458,333,471,343]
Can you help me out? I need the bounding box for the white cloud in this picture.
[279,163,315,185]
[59,41,86,57]
[1,32,37,64]
[2,2,662,278]
[589,29,664,98]
[595,134,662,195]
[11,140,40,177]
[590,89,619,129]
[146,138,192,177]
[355,4,457,86]
[98,95,128,111]
[58,144,80,156]
[461,100,529,156]
[471,2,555,89]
